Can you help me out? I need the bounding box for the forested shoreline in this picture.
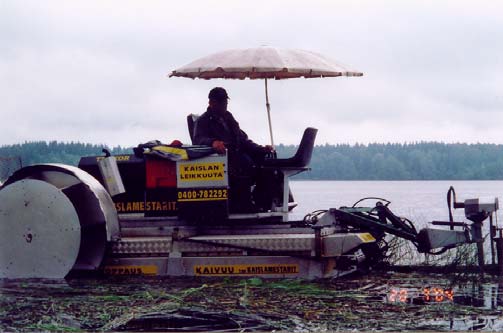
[2,141,503,180]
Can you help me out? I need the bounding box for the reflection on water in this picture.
[418,317,503,331]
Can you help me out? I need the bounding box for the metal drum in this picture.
[0,179,81,278]
[0,164,119,278]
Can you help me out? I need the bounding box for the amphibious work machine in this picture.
[0,124,498,279]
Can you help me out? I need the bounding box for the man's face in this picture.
[210,99,228,114]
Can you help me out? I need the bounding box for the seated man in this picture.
[193,87,273,212]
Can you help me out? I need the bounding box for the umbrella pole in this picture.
[265,78,274,147]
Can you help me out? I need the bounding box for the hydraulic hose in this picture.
[446,186,456,229]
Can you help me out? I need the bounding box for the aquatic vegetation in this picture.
[1,273,503,331]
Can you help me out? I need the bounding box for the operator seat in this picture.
[262,127,317,172]
[254,127,318,214]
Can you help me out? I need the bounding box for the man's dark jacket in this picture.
[193,108,264,156]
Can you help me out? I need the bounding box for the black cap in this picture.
[208,87,229,101]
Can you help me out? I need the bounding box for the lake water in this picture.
[290,180,503,229]
[291,180,503,266]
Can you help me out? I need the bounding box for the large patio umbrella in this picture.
[169,46,363,146]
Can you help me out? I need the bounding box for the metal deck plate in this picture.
[0,179,81,278]
[185,234,315,252]
[111,232,369,258]
[112,237,172,255]
[111,234,314,256]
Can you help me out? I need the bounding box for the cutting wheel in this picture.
[0,179,81,278]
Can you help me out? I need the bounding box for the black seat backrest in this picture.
[292,127,317,167]
[262,127,318,169]
[187,114,199,144]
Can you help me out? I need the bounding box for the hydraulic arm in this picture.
[319,189,499,254]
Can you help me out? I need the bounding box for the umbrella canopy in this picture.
[169,47,363,145]
[169,46,362,79]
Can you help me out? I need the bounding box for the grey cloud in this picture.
[1,0,503,147]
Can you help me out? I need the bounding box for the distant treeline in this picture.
[2,141,503,180]
[277,142,503,180]
[0,141,129,167]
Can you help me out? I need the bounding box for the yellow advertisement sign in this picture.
[179,162,225,181]
[194,264,299,276]
[104,265,158,276]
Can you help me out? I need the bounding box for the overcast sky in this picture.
[1,0,502,147]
